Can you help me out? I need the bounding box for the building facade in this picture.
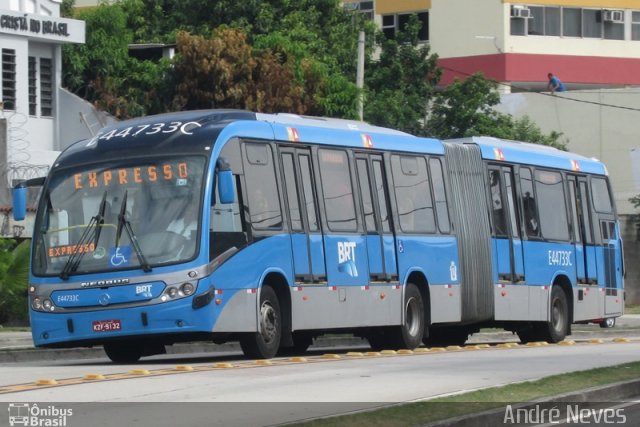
[0,0,85,237]
[345,0,640,91]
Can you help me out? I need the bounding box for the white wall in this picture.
[506,33,640,57]
[431,0,507,58]
[497,88,640,215]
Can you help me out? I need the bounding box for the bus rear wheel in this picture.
[104,341,142,363]
[240,285,281,359]
[544,285,569,343]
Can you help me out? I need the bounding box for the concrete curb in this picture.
[0,336,368,363]
[425,378,640,426]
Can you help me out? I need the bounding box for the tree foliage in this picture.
[426,73,566,149]
[61,1,560,144]
[172,29,311,114]
[62,3,172,118]
[364,15,440,135]
[0,240,30,324]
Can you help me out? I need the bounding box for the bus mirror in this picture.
[12,177,45,221]
[218,170,235,204]
[12,184,27,221]
[216,158,235,204]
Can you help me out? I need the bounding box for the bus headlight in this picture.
[167,287,178,298]
[42,299,54,311]
[32,298,42,310]
[181,282,195,296]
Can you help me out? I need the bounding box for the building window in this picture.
[511,5,626,40]
[563,8,582,37]
[382,12,429,42]
[545,7,561,35]
[2,48,16,110]
[344,1,374,21]
[582,9,601,38]
[604,15,624,40]
[28,57,37,116]
[40,58,53,116]
[633,12,640,40]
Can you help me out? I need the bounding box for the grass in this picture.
[290,362,640,427]
[625,304,640,315]
[0,326,30,332]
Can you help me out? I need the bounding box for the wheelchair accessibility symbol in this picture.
[109,246,132,267]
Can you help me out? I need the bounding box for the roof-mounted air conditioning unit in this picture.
[603,10,624,23]
[511,6,532,19]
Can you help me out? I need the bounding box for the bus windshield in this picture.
[32,156,207,276]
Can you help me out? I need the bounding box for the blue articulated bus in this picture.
[12,110,623,362]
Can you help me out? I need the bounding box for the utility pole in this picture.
[357,31,365,121]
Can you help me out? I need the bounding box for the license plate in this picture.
[92,319,122,332]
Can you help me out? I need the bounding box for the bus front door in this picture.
[355,154,398,283]
[280,147,326,283]
[490,166,526,319]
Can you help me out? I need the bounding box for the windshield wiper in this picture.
[115,190,152,272]
[59,191,108,280]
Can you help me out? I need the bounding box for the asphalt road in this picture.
[0,340,640,426]
[1,316,639,426]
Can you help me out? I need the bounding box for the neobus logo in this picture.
[80,279,130,288]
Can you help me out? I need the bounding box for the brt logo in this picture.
[338,242,356,264]
[337,242,358,278]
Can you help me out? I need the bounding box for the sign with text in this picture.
[0,9,85,43]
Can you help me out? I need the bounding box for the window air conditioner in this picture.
[511,6,532,19]
[603,10,624,23]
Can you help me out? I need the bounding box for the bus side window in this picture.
[210,175,247,260]
[520,167,540,238]
[489,169,507,237]
[318,149,357,232]
[591,177,613,214]
[430,158,450,234]
[243,143,283,230]
[535,169,570,241]
[391,155,435,233]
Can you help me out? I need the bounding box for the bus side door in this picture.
[315,148,368,289]
[489,165,527,320]
[567,175,599,321]
[590,176,623,317]
[355,153,398,283]
[568,176,597,285]
[279,147,326,283]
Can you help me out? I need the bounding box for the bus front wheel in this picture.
[393,283,425,349]
[240,285,282,359]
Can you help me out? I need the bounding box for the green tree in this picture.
[0,240,30,324]
[630,195,640,235]
[427,73,566,149]
[61,0,75,18]
[64,0,362,118]
[364,15,441,134]
[171,27,359,117]
[62,3,173,119]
